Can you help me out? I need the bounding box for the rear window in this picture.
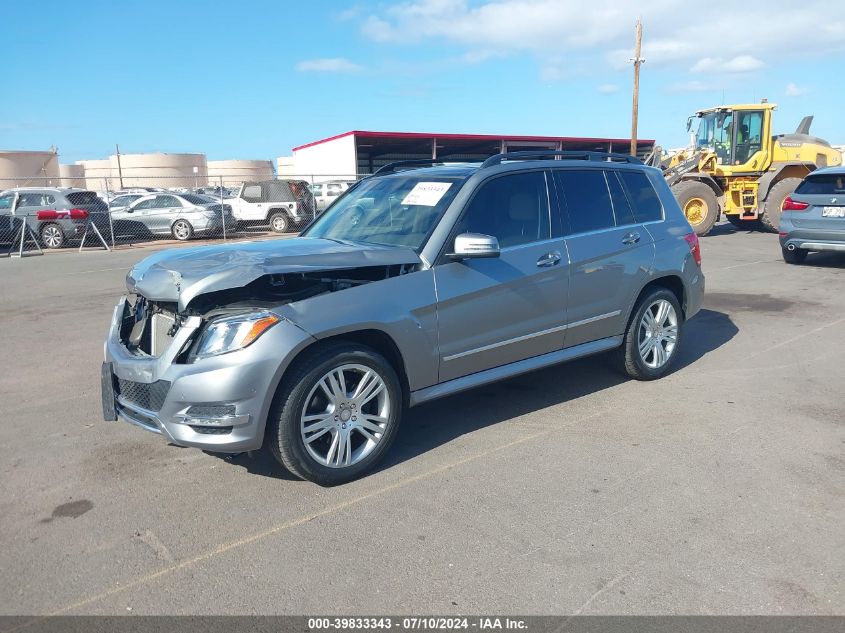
[65,191,101,205]
[181,194,210,205]
[618,171,663,223]
[795,174,845,195]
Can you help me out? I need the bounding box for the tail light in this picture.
[36,209,58,220]
[683,232,702,267]
[69,208,89,220]
[782,196,809,211]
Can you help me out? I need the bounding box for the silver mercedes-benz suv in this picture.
[102,152,705,485]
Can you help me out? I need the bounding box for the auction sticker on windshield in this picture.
[401,182,452,206]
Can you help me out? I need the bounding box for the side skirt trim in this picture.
[410,335,623,407]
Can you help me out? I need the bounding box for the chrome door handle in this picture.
[536,251,562,267]
[622,232,641,245]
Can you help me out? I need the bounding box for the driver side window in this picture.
[457,172,551,248]
[734,111,764,164]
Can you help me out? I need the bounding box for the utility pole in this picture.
[115,143,124,189]
[630,18,644,157]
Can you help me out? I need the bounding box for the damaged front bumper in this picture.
[101,296,314,452]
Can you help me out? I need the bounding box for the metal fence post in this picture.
[104,177,116,249]
[219,175,227,241]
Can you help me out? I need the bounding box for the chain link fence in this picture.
[0,173,362,258]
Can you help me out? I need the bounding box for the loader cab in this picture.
[692,105,773,172]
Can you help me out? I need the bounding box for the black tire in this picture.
[267,342,403,486]
[171,219,194,241]
[672,181,719,236]
[40,223,65,249]
[726,215,761,231]
[782,246,808,264]
[268,211,290,233]
[760,177,802,233]
[617,288,683,381]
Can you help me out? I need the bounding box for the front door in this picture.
[434,170,569,382]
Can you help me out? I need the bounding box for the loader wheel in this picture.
[760,178,802,233]
[672,181,719,236]
[726,215,761,231]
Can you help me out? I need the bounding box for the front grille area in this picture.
[186,404,236,417]
[116,378,171,412]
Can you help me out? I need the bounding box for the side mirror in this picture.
[450,233,500,260]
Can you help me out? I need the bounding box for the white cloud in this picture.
[597,83,620,94]
[785,82,808,96]
[295,58,363,73]
[690,55,765,74]
[360,1,845,72]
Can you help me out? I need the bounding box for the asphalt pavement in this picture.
[0,225,842,616]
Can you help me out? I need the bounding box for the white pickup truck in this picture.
[228,180,317,233]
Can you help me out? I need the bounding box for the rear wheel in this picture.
[617,288,683,381]
[268,211,290,233]
[760,177,802,233]
[171,219,193,241]
[672,181,719,236]
[40,223,65,249]
[268,343,403,486]
[782,246,808,264]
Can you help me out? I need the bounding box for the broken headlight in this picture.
[194,311,281,359]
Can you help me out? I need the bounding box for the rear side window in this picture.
[618,171,663,223]
[65,191,100,205]
[554,170,615,234]
[795,174,845,195]
[607,172,637,226]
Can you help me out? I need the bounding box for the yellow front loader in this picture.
[647,102,842,236]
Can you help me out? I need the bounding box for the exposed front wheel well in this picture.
[278,329,410,408]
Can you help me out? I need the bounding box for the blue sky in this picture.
[3,0,844,163]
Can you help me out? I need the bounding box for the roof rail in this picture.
[371,158,480,177]
[480,150,643,169]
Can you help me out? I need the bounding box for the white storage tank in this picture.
[0,150,60,188]
[59,164,85,189]
[207,159,274,186]
[110,153,208,188]
[76,159,115,190]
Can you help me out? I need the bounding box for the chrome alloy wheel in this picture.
[300,364,391,468]
[638,299,678,369]
[41,225,63,248]
[172,220,191,240]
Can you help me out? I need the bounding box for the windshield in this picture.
[303,175,463,251]
[694,111,733,164]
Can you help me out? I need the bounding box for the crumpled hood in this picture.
[126,237,422,311]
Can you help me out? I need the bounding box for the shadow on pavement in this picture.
[213,308,737,482]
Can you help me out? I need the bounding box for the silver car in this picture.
[779,167,845,263]
[102,151,705,485]
[111,192,236,241]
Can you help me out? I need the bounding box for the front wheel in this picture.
[171,219,194,241]
[268,343,403,486]
[672,181,719,236]
[617,289,683,381]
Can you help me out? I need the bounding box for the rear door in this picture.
[789,172,845,232]
[434,170,570,382]
[553,168,655,347]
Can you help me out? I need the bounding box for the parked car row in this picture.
[0,179,320,248]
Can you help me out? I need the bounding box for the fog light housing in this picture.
[174,405,249,427]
